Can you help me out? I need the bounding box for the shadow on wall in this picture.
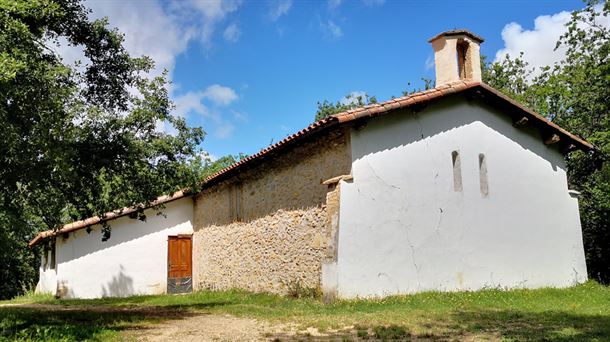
[102,265,135,298]
[196,130,351,226]
[350,95,565,173]
[57,199,192,263]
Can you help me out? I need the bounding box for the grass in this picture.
[1,281,610,341]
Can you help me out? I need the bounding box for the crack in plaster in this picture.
[363,159,401,190]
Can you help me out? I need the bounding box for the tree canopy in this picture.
[0,0,205,298]
[314,93,378,122]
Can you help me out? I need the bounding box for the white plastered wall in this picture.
[336,96,587,298]
[35,247,58,294]
[47,197,193,299]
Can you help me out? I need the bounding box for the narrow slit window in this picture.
[456,40,469,79]
[49,243,56,270]
[229,183,243,222]
[479,153,489,197]
[235,183,242,222]
[452,151,463,192]
[42,245,49,270]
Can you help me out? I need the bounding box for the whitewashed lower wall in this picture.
[35,248,57,294]
[336,97,587,298]
[49,198,193,299]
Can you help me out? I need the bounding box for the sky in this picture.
[68,0,593,159]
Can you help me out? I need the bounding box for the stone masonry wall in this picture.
[193,129,351,294]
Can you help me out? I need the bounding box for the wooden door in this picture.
[167,235,192,293]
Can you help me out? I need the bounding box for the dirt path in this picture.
[128,313,273,342]
[126,313,344,342]
[1,303,350,341]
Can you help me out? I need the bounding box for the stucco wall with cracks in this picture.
[336,95,587,298]
[193,130,351,294]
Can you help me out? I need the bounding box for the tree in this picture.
[0,0,205,298]
[314,93,377,121]
[313,77,436,122]
[483,0,610,284]
[191,153,248,180]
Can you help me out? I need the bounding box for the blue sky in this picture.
[75,0,588,159]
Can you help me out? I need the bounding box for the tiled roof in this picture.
[428,29,485,43]
[28,191,187,247]
[28,80,593,247]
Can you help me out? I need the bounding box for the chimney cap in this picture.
[428,29,485,43]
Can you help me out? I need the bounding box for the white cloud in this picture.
[362,0,385,7]
[203,85,239,106]
[173,85,238,118]
[174,91,210,118]
[173,85,240,139]
[495,6,610,75]
[187,0,241,20]
[321,20,343,39]
[52,1,250,140]
[494,10,572,74]
[181,0,243,45]
[53,0,244,80]
[268,0,293,21]
[223,23,241,42]
[340,91,367,106]
[83,0,195,78]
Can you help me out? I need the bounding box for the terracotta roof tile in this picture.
[28,190,187,247]
[382,102,399,111]
[440,87,457,96]
[428,29,485,43]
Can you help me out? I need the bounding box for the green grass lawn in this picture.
[1,281,609,341]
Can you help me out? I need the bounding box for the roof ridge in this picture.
[332,80,480,122]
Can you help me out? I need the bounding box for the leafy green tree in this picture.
[402,77,435,96]
[191,153,247,180]
[0,0,205,298]
[484,0,610,284]
[313,77,436,122]
[314,93,377,121]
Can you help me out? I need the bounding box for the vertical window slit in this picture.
[229,182,243,222]
[452,151,463,192]
[456,40,469,79]
[479,153,489,197]
[43,245,49,270]
[235,182,242,222]
[49,242,56,270]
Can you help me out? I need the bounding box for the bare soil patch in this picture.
[127,313,270,342]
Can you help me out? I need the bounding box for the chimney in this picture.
[428,30,484,85]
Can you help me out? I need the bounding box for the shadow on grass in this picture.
[266,309,610,341]
[0,301,231,341]
[449,309,610,341]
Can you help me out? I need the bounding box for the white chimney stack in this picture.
[428,30,484,85]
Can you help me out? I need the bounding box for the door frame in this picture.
[167,234,193,294]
